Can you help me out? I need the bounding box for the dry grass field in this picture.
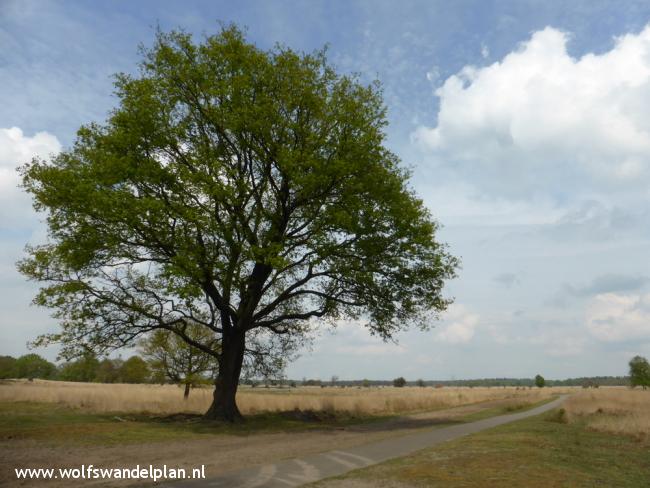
[0,379,568,416]
[0,380,568,487]
[562,387,650,439]
[312,387,650,488]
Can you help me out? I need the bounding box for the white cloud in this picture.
[436,304,479,344]
[413,25,650,199]
[586,292,650,342]
[0,127,61,227]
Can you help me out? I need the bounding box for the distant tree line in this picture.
[288,376,632,388]
[0,327,284,400]
[0,353,153,383]
[1,352,639,391]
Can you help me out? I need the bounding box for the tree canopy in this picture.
[14,354,56,380]
[0,356,17,379]
[139,323,217,398]
[19,25,458,420]
[629,355,650,389]
[58,353,100,382]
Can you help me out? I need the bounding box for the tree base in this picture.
[203,400,244,423]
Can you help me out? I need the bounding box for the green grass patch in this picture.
[0,398,559,448]
[459,396,557,422]
[311,408,650,487]
[0,402,390,446]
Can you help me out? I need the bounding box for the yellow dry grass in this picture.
[563,387,650,439]
[0,380,567,416]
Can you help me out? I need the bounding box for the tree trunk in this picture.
[204,329,245,422]
[183,383,191,399]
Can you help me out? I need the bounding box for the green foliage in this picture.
[14,354,56,379]
[0,356,17,379]
[94,358,124,383]
[393,376,407,388]
[58,353,100,382]
[119,356,150,384]
[18,24,457,417]
[139,324,217,397]
[416,378,425,387]
[535,374,545,388]
[628,355,650,389]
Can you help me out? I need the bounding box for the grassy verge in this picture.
[0,397,554,447]
[0,402,398,445]
[459,395,558,422]
[311,408,650,487]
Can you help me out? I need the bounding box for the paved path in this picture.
[167,395,567,488]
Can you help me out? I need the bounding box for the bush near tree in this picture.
[393,376,407,387]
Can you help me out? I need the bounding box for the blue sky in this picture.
[2,0,650,380]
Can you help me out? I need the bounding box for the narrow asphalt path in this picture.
[166,395,568,488]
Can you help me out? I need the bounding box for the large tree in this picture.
[19,26,458,421]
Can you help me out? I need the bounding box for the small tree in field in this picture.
[535,374,545,388]
[393,376,407,387]
[140,323,218,398]
[629,355,650,389]
[14,354,56,380]
[18,25,458,421]
[416,378,425,387]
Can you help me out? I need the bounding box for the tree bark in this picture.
[204,329,246,422]
[183,383,191,399]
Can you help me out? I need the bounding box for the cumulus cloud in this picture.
[0,127,61,226]
[436,304,479,344]
[413,25,650,199]
[586,293,650,342]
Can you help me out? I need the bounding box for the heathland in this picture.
[1,380,564,487]
[310,388,650,488]
[1,381,648,487]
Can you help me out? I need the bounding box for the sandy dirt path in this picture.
[165,396,568,488]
